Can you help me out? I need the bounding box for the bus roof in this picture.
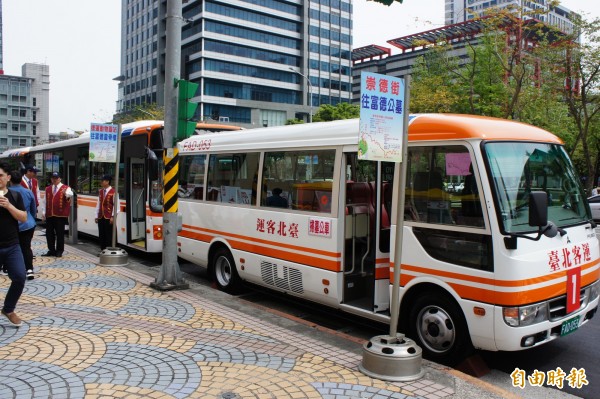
[178,114,563,153]
[121,120,164,137]
[120,121,243,137]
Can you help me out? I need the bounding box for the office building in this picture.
[0,63,49,152]
[118,0,354,128]
[445,0,576,34]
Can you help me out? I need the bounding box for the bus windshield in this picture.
[484,141,590,233]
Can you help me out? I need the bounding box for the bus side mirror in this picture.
[146,147,158,181]
[529,191,548,227]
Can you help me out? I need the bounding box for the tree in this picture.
[285,118,305,125]
[112,103,165,125]
[558,16,600,192]
[313,103,360,122]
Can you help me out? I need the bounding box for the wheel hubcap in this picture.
[417,306,455,353]
[215,256,232,287]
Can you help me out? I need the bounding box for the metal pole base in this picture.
[98,247,129,267]
[359,334,425,382]
[149,281,190,291]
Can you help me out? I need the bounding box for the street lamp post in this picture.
[289,67,313,123]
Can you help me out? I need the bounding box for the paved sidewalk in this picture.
[0,232,581,398]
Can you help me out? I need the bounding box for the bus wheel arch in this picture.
[401,284,473,366]
[208,243,242,294]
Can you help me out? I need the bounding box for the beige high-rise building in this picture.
[444,0,577,34]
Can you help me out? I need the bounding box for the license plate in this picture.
[560,315,581,336]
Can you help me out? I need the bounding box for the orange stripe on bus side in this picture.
[375,266,390,280]
[76,198,127,213]
[77,198,96,207]
[401,261,600,288]
[395,264,600,306]
[182,224,341,258]
[179,230,341,272]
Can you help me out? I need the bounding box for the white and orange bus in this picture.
[175,114,599,364]
[0,120,243,253]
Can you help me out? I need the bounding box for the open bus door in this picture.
[342,155,394,313]
[129,158,146,246]
[122,133,153,250]
[342,154,377,311]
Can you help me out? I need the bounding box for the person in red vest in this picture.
[20,165,40,208]
[95,174,116,251]
[42,172,73,258]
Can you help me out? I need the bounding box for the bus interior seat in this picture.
[345,182,375,252]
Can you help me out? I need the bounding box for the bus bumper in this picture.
[492,294,599,352]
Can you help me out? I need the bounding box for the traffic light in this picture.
[177,79,199,140]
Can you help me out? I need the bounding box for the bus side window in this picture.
[458,166,484,227]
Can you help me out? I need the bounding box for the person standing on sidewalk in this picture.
[95,174,116,251]
[42,172,73,258]
[21,165,40,208]
[0,163,28,327]
[9,171,37,280]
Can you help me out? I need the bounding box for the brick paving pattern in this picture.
[0,232,454,399]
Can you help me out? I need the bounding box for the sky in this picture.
[2,0,599,133]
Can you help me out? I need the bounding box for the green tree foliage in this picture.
[410,44,460,113]
[285,118,305,125]
[408,6,600,183]
[558,15,600,191]
[112,103,165,125]
[313,103,360,122]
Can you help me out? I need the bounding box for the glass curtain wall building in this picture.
[118,0,353,128]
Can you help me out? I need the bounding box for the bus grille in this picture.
[548,287,587,321]
[260,261,304,294]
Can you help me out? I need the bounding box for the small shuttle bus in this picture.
[175,114,599,363]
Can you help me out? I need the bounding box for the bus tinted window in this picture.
[262,150,335,213]
[179,155,207,199]
[207,153,259,205]
[406,145,483,228]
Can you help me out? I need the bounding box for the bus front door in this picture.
[128,158,146,246]
[342,155,376,310]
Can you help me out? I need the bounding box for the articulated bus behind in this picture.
[175,114,599,364]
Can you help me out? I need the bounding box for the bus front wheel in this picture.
[211,247,242,294]
[408,292,473,366]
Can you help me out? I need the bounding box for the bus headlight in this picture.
[503,303,548,327]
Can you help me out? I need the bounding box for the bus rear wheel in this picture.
[408,292,473,366]
[211,247,241,294]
